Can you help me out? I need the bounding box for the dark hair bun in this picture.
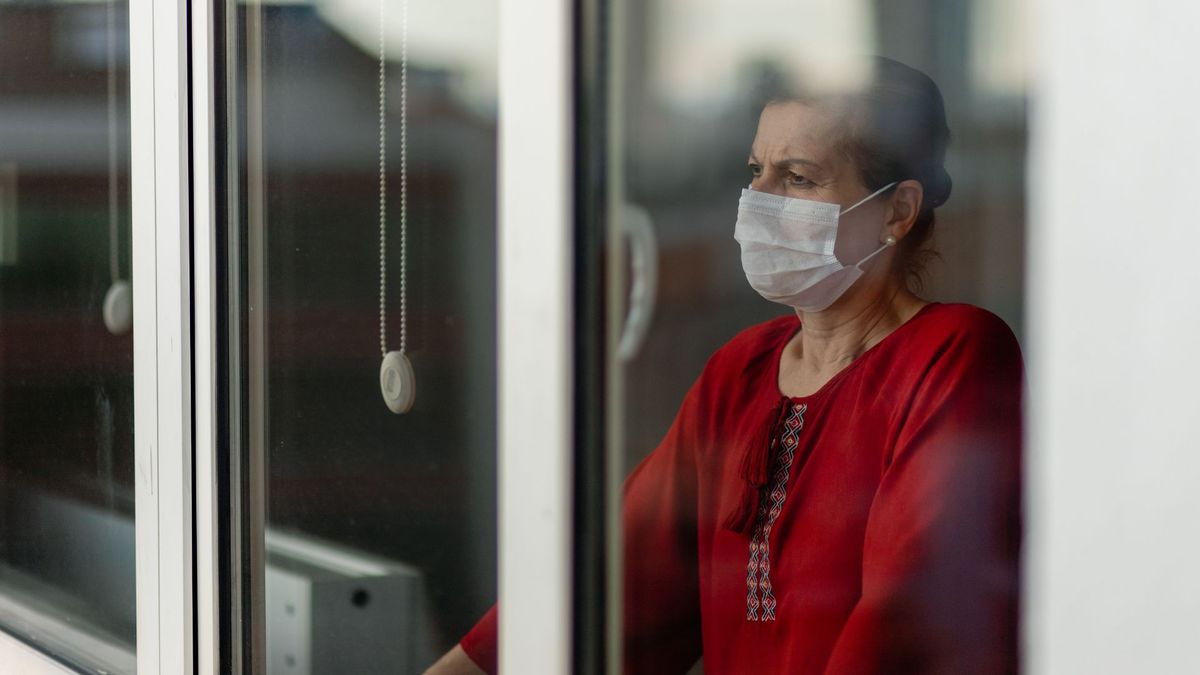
[832,57,952,280]
[847,57,952,210]
[926,165,952,209]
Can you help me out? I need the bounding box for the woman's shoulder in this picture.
[714,314,798,364]
[692,314,797,387]
[898,303,1023,377]
[913,302,1020,349]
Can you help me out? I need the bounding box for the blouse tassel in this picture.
[723,398,788,534]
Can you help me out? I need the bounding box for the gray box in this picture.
[266,530,435,675]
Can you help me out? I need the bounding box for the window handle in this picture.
[618,203,658,362]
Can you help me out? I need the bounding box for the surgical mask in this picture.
[734,182,896,312]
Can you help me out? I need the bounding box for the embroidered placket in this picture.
[745,402,806,621]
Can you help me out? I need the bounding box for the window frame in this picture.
[497,0,577,671]
[0,630,83,675]
[0,0,199,673]
[129,0,196,671]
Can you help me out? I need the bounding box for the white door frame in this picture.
[497,0,576,672]
[130,0,195,672]
[191,0,222,671]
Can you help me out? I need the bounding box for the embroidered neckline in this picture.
[772,302,939,402]
[746,402,806,621]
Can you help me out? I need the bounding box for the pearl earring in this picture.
[885,235,898,246]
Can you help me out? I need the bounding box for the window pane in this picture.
[227,2,497,672]
[0,1,136,672]
[611,0,1026,671]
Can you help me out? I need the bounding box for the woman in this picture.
[430,57,1022,674]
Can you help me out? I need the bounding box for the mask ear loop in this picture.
[852,238,895,270]
[839,181,898,216]
[842,182,899,270]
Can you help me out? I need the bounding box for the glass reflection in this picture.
[232,2,497,672]
[0,0,136,671]
[614,0,1027,669]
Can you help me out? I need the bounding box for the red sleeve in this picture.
[455,322,781,674]
[460,604,497,674]
[457,369,711,675]
[822,313,1023,675]
[621,375,706,674]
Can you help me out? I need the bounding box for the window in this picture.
[223,1,499,671]
[0,2,136,672]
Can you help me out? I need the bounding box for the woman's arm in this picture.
[620,415,703,674]
[439,364,713,675]
[424,645,485,675]
[823,314,1023,675]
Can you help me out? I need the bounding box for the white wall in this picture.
[1026,1,1200,673]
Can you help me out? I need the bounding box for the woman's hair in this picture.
[775,57,953,284]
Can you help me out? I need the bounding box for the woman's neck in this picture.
[779,277,926,396]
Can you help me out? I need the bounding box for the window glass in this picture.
[0,0,136,671]
[613,0,1026,671]
[228,1,497,672]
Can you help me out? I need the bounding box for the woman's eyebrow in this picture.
[747,155,823,169]
[777,157,823,171]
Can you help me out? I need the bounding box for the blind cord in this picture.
[379,0,409,357]
[107,0,120,284]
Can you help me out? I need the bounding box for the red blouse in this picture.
[462,302,1023,674]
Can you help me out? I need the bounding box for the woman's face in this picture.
[748,101,891,264]
[747,101,865,203]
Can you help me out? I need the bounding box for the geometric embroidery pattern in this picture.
[746,402,806,621]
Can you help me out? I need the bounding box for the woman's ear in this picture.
[883,179,924,243]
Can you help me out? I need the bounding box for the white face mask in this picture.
[734,182,897,312]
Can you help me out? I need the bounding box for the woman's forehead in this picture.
[751,101,844,166]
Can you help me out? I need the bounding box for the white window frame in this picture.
[0,631,97,675]
[497,0,575,672]
[191,0,221,671]
[130,0,195,672]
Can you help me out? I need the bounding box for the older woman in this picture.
[431,56,1021,675]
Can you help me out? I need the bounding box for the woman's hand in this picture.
[423,645,485,675]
